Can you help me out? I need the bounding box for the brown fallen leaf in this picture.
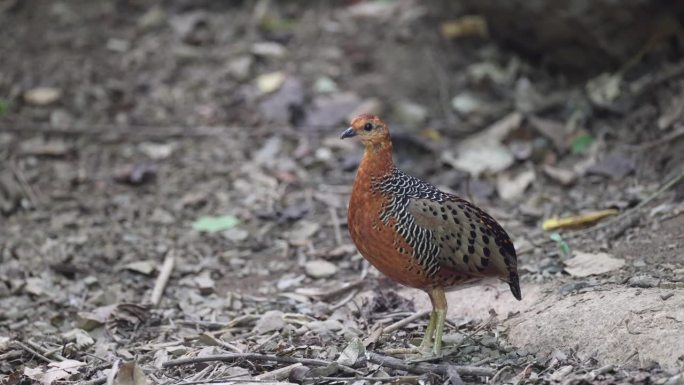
[542,209,618,231]
[564,251,625,277]
[440,15,488,39]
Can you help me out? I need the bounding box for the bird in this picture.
[341,114,521,357]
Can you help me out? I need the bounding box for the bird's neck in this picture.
[358,141,395,179]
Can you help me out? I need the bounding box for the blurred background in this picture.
[1,0,684,384]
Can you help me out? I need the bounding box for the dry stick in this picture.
[366,352,495,377]
[319,375,422,382]
[0,350,23,361]
[446,364,465,385]
[425,47,457,126]
[254,362,303,381]
[305,279,365,301]
[250,331,280,353]
[10,161,41,207]
[329,206,344,247]
[330,288,361,310]
[531,168,684,249]
[565,168,684,240]
[105,359,120,385]
[488,365,512,385]
[26,340,66,362]
[12,340,53,363]
[150,252,176,307]
[382,310,430,334]
[162,353,363,375]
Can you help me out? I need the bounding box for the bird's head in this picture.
[340,114,390,147]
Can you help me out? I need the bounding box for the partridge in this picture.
[342,114,521,356]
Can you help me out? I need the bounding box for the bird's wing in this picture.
[406,197,515,279]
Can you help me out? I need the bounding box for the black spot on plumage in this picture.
[468,245,475,254]
[463,254,469,263]
[468,237,475,245]
[481,257,489,266]
[482,235,489,244]
[442,214,448,220]
[470,230,476,239]
[483,247,491,257]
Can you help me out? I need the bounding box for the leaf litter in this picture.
[1,1,684,385]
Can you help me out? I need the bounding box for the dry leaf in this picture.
[440,15,488,39]
[23,360,85,385]
[497,169,535,201]
[542,209,618,231]
[564,251,625,277]
[337,337,366,366]
[253,310,286,334]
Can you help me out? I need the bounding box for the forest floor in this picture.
[1,1,683,384]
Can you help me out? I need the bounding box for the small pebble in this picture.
[304,260,337,279]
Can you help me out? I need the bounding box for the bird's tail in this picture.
[508,273,522,300]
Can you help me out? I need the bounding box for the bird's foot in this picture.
[382,341,439,360]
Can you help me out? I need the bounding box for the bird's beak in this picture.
[340,127,357,139]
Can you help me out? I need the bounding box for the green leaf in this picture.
[570,133,593,154]
[0,98,9,116]
[192,215,239,233]
[550,232,571,258]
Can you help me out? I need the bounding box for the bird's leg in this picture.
[417,309,437,352]
[382,309,436,356]
[384,289,447,359]
[429,287,448,356]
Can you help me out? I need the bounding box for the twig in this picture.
[254,362,302,381]
[162,353,363,375]
[532,167,684,248]
[488,365,512,384]
[12,340,53,363]
[250,332,280,353]
[446,364,465,385]
[330,288,360,310]
[105,359,120,385]
[0,350,23,361]
[150,252,175,307]
[198,332,242,353]
[329,206,344,247]
[318,375,422,382]
[629,60,684,96]
[366,352,495,377]
[624,126,684,150]
[566,168,684,239]
[297,279,365,301]
[382,310,430,334]
[10,160,41,207]
[26,340,66,361]
[425,47,457,126]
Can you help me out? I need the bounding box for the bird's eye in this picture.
[363,123,373,131]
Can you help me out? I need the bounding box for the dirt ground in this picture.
[1,1,684,384]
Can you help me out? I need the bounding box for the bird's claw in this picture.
[382,344,439,361]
